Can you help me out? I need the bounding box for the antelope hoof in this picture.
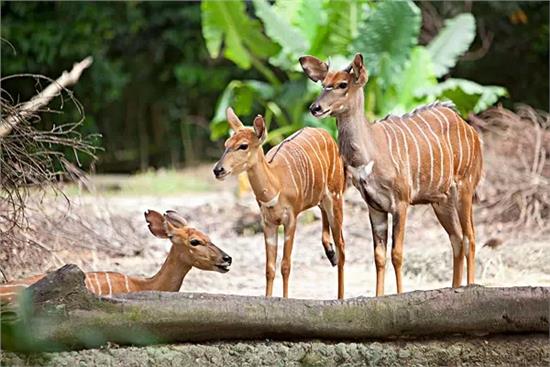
[324,245,338,267]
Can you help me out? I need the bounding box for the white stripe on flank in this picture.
[282,150,302,196]
[385,122,404,174]
[316,130,335,181]
[312,130,329,176]
[105,272,112,297]
[304,137,325,202]
[397,117,421,195]
[85,276,95,294]
[415,114,444,190]
[466,125,476,172]
[389,120,413,193]
[427,109,451,186]
[297,146,310,200]
[330,138,337,180]
[461,117,471,174]
[94,273,102,296]
[2,292,17,296]
[124,275,130,293]
[433,108,454,184]
[1,284,29,288]
[279,153,299,197]
[309,135,326,186]
[410,115,435,190]
[295,143,315,202]
[379,123,399,173]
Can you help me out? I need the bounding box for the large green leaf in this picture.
[311,0,368,57]
[252,0,309,64]
[416,78,508,116]
[427,13,476,77]
[201,0,278,69]
[396,46,436,112]
[354,0,421,86]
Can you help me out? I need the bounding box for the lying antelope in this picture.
[301,54,483,296]
[0,210,232,303]
[213,107,346,299]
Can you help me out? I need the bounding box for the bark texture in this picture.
[2,264,548,352]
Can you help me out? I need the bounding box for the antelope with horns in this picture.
[213,107,346,299]
[0,210,232,303]
[300,54,483,296]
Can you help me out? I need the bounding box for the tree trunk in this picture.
[2,264,548,352]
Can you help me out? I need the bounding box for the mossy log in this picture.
[2,264,549,351]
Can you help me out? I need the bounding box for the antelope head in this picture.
[300,53,368,118]
[145,210,232,273]
[213,107,266,180]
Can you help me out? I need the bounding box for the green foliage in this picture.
[1,3,241,172]
[201,1,279,69]
[354,0,421,87]
[417,78,508,116]
[427,14,476,77]
[202,0,508,144]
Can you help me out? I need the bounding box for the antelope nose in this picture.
[223,255,232,264]
[213,165,225,178]
[309,103,322,114]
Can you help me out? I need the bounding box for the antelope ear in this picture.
[226,107,244,131]
[253,115,266,143]
[299,55,328,82]
[348,53,368,85]
[145,210,168,238]
[164,210,188,228]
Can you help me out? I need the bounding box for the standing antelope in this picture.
[0,210,232,303]
[300,54,483,296]
[213,107,346,299]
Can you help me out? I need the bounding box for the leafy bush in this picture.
[202,0,507,142]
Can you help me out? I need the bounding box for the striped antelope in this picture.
[301,54,483,296]
[213,107,347,299]
[0,210,232,303]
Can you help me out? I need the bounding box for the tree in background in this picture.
[1,2,242,172]
[1,1,547,172]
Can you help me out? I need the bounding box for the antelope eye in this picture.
[339,82,348,89]
[238,144,248,150]
[190,239,201,247]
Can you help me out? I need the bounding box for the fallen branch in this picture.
[1,265,548,352]
[0,57,93,138]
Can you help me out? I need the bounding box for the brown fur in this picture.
[214,108,347,299]
[0,210,231,304]
[301,54,483,296]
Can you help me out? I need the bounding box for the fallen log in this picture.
[1,264,548,352]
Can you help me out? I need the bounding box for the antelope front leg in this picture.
[263,223,278,297]
[368,206,388,297]
[281,217,297,298]
[391,203,408,294]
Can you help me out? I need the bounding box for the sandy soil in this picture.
[8,169,546,301]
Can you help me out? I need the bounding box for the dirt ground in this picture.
[4,165,548,300]
[2,335,548,366]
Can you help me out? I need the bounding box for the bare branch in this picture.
[0,56,93,138]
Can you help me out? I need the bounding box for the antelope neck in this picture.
[334,88,374,165]
[247,148,281,204]
[138,245,192,291]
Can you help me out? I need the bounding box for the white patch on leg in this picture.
[463,237,470,257]
[450,234,462,257]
